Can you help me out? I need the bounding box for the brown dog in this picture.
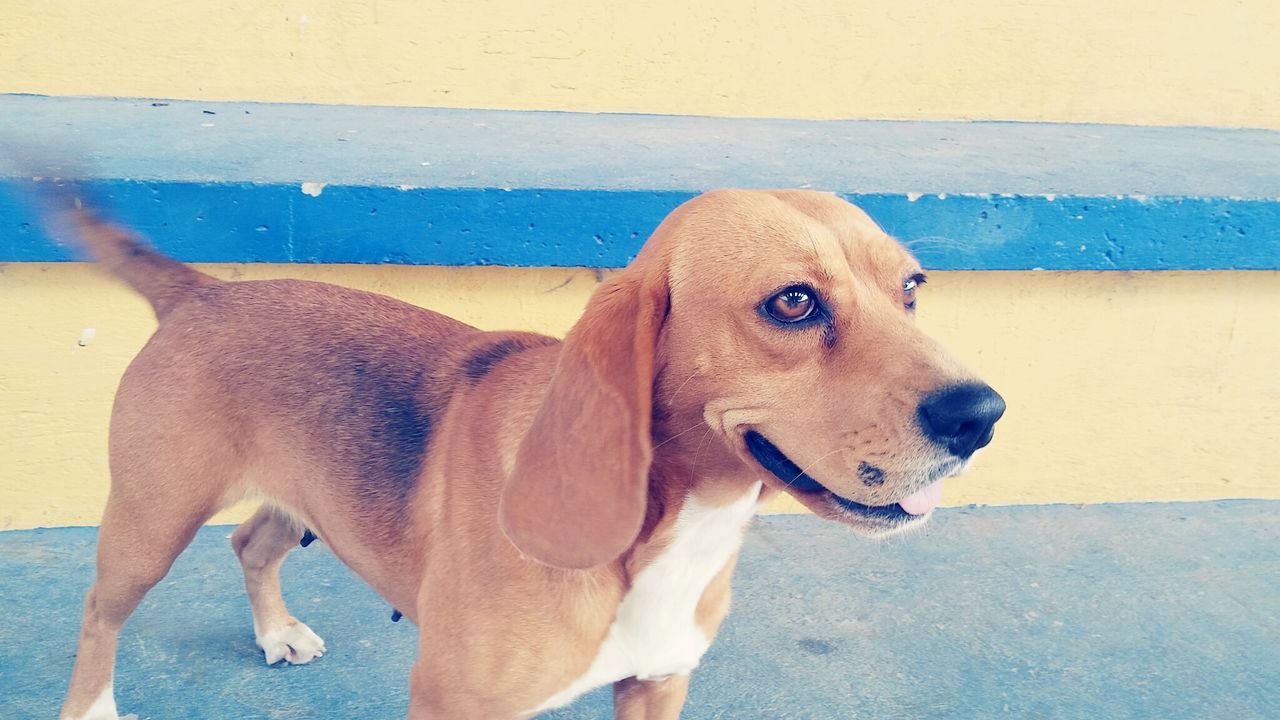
[43,187,1004,719]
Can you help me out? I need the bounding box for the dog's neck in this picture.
[644,405,774,531]
[626,421,770,582]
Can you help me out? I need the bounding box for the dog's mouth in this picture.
[743,431,941,532]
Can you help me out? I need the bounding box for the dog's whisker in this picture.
[902,235,972,251]
[653,420,710,450]
[733,452,773,487]
[663,367,703,405]
[786,447,847,486]
[688,427,716,484]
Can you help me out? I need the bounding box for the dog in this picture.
[36,185,1004,719]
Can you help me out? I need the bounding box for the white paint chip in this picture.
[906,192,923,202]
[77,328,96,347]
[301,182,326,197]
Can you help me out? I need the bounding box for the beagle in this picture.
[39,187,1004,719]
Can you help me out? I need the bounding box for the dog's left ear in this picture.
[499,268,667,569]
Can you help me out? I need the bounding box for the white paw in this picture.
[67,684,138,720]
[256,620,326,665]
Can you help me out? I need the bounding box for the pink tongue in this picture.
[898,479,945,516]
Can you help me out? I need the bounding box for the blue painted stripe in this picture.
[4,181,1277,269]
[3,95,1279,269]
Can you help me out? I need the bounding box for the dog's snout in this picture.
[917,383,1006,458]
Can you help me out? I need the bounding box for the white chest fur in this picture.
[529,482,764,715]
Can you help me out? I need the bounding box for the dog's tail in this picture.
[29,180,217,320]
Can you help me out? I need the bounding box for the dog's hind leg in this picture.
[231,505,326,665]
[59,489,218,720]
[613,675,691,720]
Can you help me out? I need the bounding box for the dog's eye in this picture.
[765,286,817,323]
[903,273,927,310]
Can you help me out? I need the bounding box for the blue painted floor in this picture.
[2,502,1277,719]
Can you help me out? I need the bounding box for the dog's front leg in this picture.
[407,656,515,720]
[612,675,690,720]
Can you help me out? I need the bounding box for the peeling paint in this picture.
[300,182,326,197]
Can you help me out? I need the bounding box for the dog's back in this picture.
[117,277,473,540]
[45,193,550,603]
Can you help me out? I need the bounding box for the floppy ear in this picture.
[499,270,667,569]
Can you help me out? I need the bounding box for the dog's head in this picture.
[501,190,1004,568]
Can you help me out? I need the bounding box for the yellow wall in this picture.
[4,2,1277,528]
[3,264,1277,530]
[2,0,1279,128]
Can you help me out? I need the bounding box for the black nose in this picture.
[917,383,1006,458]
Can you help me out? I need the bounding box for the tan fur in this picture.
[42,187,998,719]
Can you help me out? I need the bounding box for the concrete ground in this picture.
[1,502,1276,719]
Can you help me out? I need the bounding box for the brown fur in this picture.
[42,187,997,719]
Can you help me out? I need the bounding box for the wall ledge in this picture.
[4,95,1279,270]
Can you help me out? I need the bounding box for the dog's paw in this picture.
[66,685,139,720]
[256,619,326,665]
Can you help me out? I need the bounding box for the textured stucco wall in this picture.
[3,264,1277,530]
[2,0,1279,128]
[3,1,1277,529]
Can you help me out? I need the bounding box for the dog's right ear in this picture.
[499,268,667,569]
